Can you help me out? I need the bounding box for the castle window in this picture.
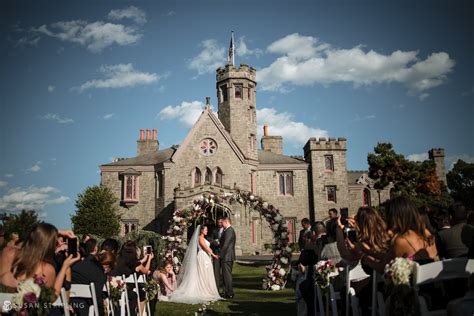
[221,85,228,102]
[325,155,334,171]
[248,86,253,100]
[192,168,202,187]
[278,172,293,196]
[234,84,243,99]
[326,186,337,203]
[122,219,138,236]
[205,168,212,184]
[199,138,218,156]
[157,171,164,198]
[214,168,223,186]
[363,188,371,206]
[120,168,141,205]
[285,217,297,244]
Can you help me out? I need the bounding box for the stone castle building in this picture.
[99,62,446,255]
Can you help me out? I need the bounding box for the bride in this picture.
[169,225,222,304]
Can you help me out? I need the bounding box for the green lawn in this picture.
[155,264,296,315]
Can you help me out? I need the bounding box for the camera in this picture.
[143,245,152,255]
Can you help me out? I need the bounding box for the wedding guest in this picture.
[328,208,338,221]
[386,196,438,264]
[320,219,342,264]
[438,202,474,258]
[296,249,317,316]
[308,221,327,260]
[71,238,106,315]
[98,250,116,273]
[298,218,312,251]
[0,223,80,297]
[101,238,120,255]
[154,263,176,301]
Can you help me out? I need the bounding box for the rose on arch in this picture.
[160,190,292,290]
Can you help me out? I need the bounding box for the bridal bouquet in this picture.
[107,276,125,309]
[11,276,56,315]
[314,260,342,289]
[384,257,419,316]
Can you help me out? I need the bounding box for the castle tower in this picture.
[428,148,447,185]
[216,63,258,161]
[304,137,349,221]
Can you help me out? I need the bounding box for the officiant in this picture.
[207,217,224,289]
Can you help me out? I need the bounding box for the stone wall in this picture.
[261,136,283,155]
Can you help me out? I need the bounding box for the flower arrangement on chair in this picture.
[11,276,56,316]
[314,260,342,290]
[143,276,160,302]
[107,276,126,310]
[384,257,419,316]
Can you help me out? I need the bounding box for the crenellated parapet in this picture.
[304,137,347,155]
[216,64,257,85]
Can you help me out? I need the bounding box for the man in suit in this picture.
[209,218,224,288]
[438,202,474,258]
[298,218,312,251]
[220,217,236,298]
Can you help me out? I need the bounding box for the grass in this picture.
[155,264,296,315]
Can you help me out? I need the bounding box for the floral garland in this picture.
[10,276,56,315]
[160,190,292,290]
[314,260,343,290]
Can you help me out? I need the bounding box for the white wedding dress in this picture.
[169,225,222,304]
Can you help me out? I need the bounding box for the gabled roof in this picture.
[171,106,246,163]
[101,147,175,166]
[347,170,368,184]
[258,150,306,164]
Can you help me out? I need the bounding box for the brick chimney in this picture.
[260,125,283,155]
[137,128,159,156]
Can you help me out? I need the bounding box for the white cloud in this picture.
[74,63,159,92]
[108,6,147,25]
[103,113,115,120]
[446,154,474,170]
[48,85,55,92]
[0,181,7,188]
[158,101,205,126]
[257,108,328,147]
[33,19,142,53]
[188,39,226,76]
[28,162,42,173]
[353,114,376,122]
[237,36,262,58]
[5,174,14,178]
[166,11,176,17]
[258,33,455,97]
[407,153,429,162]
[0,186,69,211]
[40,113,74,124]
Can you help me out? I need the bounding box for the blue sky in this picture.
[1,0,473,230]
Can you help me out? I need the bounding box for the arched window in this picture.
[363,188,371,207]
[205,168,212,184]
[215,168,223,186]
[193,168,202,187]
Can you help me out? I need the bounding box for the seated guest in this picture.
[307,221,327,260]
[101,238,120,255]
[154,262,176,301]
[447,274,474,316]
[98,250,116,273]
[71,238,107,315]
[0,223,80,297]
[110,240,154,315]
[386,196,438,264]
[438,202,474,258]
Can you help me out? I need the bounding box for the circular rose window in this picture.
[199,139,217,156]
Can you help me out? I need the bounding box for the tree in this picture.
[447,159,474,209]
[0,210,40,241]
[71,185,120,238]
[368,143,452,210]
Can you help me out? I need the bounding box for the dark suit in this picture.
[220,226,236,297]
[209,226,224,288]
[298,228,312,251]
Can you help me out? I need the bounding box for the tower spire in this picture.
[227,31,235,66]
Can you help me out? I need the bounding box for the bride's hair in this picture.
[200,225,208,234]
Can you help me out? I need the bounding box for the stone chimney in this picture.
[428,148,447,184]
[137,128,159,156]
[260,125,283,155]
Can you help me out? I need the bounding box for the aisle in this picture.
[155,264,296,315]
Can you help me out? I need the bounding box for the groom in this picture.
[219,217,236,298]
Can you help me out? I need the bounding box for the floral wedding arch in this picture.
[160,190,292,291]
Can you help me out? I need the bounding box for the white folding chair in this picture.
[328,284,339,316]
[413,258,472,316]
[345,262,370,316]
[52,287,69,316]
[67,283,100,316]
[0,292,15,313]
[135,274,151,316]
[123,274,134,316]
[314,283,326,316]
